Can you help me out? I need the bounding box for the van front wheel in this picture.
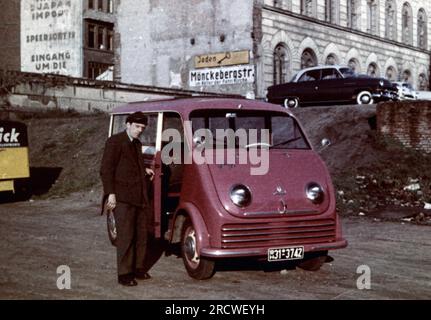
[181,217,215,280]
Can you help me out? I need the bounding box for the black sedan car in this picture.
[267,65,398,108]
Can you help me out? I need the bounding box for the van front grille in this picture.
[221,219,336,249]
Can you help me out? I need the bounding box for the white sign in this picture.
[189,65,255,87]
[21,0,83,77]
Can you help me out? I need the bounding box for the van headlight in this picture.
[230,184,252,207]
[306,183,324,204]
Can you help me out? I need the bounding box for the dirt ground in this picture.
[0,191,430,300]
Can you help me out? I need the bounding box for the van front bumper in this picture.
[200,238,348,259]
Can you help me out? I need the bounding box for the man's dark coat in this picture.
[100,131,149,208]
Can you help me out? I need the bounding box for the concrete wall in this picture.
[117,0,257,97]
[1,71,236,113]
[377,101,431,153]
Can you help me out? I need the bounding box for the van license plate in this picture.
[268,246,304,262]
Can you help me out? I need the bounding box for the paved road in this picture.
[0,192,430,299]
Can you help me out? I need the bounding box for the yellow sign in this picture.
[0,148,30,180]
[195,50,249,69]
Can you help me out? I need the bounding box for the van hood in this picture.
[206,149,332,218]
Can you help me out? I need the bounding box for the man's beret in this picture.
[126,112,148,125]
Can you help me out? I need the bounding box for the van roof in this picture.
[112,97,292,117]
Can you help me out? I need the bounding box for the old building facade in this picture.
[1,1,430,99]
[117,0,431,98]
[0,0,116,79]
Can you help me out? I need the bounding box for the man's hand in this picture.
[107,194,116,210]
[145,168,155,181]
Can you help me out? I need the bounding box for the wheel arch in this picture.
[170,202,211,253]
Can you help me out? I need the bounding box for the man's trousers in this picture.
[114,202,150,278]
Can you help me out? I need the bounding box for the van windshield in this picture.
[190,110,310,150]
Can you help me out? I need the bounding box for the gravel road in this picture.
[0,192,430,300]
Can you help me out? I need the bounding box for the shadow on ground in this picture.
[0,166,62,203]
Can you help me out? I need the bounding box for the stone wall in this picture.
[0,71,237,113]
[377,101,431,153]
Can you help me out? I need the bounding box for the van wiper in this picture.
[270,137,302,149]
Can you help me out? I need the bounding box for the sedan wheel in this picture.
[181,217,215,280]
[356,91,374,105]
[284,98,299,109]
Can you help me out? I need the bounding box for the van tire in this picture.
[297,251,328,271]
[181,217,215,280]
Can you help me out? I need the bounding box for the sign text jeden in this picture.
[195,50,249,69]
[189,65,255,87]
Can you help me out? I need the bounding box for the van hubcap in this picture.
[184,230,199,264]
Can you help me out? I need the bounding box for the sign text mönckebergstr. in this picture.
[189,65,255,87]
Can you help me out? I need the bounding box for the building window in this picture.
[386,66,397,81]
[367,63,378,77]
[347,0,359,29]
[108,0,114,13]
[273,44,289,85]
[107,30,114,51]
[88,0,114,14]
[274,0,292,10]
[98,27,105,50]
[348,58,359,72]
[366,0,378,35]
[88,24,96,48]
[418,73,428,90]
[385,0,397,41]
[301,49,317,69]
[301,0,315,18]
[88,62,114,80]
[402,70,412,83]
[402,2,413,45]
[86,21,114,51]
[325,54,337,65]
[418,8,428,50]
[325,0,338,24]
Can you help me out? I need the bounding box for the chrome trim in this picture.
[200,239,348,258]
[273,186,287,196]
[243,209,319,216]
[221,221,334,232]
[201,248,262,257]
[155,112,163,152]
[221,232,335,244]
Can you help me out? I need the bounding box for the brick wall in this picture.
[377,101,431,153]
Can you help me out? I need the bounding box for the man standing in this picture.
[100,112,154,286]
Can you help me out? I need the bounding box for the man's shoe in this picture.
[118,278,138,286]
[135,272,151,280]
[118,274,138,286]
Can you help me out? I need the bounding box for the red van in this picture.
[106,97,347,279]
